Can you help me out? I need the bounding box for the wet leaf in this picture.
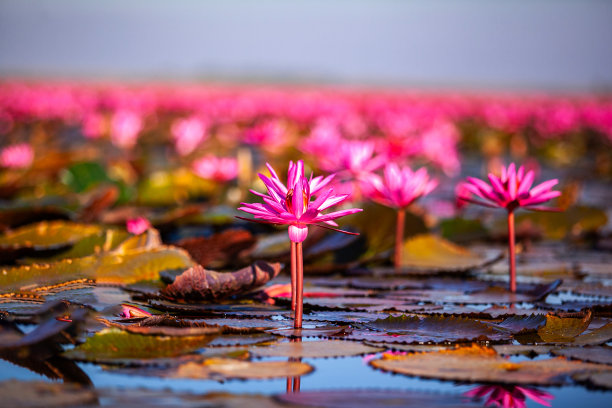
[0,246,194,293]
[64,328,218,363]
[399,234,501,272]
[277,389,482,408]
[359,314,509,343]
[249,340,384,359]
[161,261,281,301]
[172,358,313,379]
[370,344,610,385]
[99,316,224,337]
[175,228,256,268]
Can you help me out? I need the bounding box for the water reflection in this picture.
[286,336,302,393]
[465,385,554,408]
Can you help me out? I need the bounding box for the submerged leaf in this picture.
[161,261,281,301]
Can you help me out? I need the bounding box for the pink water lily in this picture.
[460,163,560,212]
[464,385,553,408]
[366,163,437,270]
[238,160,362,243]
[126,217,151,235]
[192,155,238,182]
[171,116,208,156]
[458,162,561,292]
[238,160,361,329]
[0,143,33,169]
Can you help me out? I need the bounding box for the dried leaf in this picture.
[161,261,281,301]
[249,340,383,358]
[370,344,610,385]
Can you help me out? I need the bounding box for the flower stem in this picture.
[508,210,516,293]
[294,241,304,329]
[394,208,405,271]
[290,241,297,311]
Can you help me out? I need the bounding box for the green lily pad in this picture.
[0,221,103,250]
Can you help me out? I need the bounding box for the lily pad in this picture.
[573,322,612,345]
[171,358,313,379]
[0,221,102,250]
[0,380,97,408]
[64,328,218,363]
[370,344,610,385]
[175,228,256,269]
[399,234,501,272]
[249,340,384,359]
[0,246,194,293]
[551,346,612,365]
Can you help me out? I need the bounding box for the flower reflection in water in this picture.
[465,385,553,408]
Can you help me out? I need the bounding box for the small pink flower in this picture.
[171,116,208,156]
[110,110,143,149]
[464,385,553,408]
[126,217,151,235]
[192,155,238,182]
[119,303,152,318]
[238,160,362,243]
[0,143,34,169]
[459,162,560,212]
[366,163,438,209]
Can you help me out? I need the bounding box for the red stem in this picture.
[290,241,297,311]
[394,208,405,271]
[508,210,516,293]
[294,242,304,329]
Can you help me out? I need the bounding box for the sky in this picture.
[1,0,611,91]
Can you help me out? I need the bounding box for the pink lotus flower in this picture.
[239,160,361,329]
[110,110,143,149]
[192,155,238,182]
[320,140,385,178]
[81,112,105,139]
[126,217,151,234]
[464,385,553,408]
[171,116,208,156]
[0,143,34,169]
[365,163,437,270]
[238,160,361,243]
[458,162,561,292]
[366,163,438,209]
[460,163,560,212]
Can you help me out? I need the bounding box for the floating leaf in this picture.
[573,322,612,345]
[536,311,592,343]
[400,234,501,272]
[0,380,97,408]
[64,328,217,363]
[0,247,194,293]
[161,261,281,301]
[573,370,612,389]
[171,358,313,379]
[99,316,223,337]
[370,344,610,385]
[359,314,509,343]
[249,340,383,359]
[277,389,482,408]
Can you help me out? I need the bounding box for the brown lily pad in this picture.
[573,322,612,345]
[171,358,313,380]
[249,340,384,359]
[161,261,281,301]
[370,344,610,385]
[551,346,612,365]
